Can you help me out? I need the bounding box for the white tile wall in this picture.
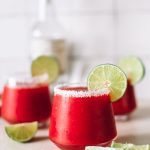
[53,0,113,15]
[58,15,114,57]
[0,58,30,91]
[0,17,30,58]
[116,0,150,12]
[0,0,28,15]
[116,14,150,56]
[0,0,150,99]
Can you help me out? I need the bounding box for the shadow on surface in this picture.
[38,122,50,130]
[31,136,49,143]
[116,133,150,144]
[132,105,150,120]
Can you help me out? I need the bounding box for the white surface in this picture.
[116,101,150,144]
[0,119,60,150]
[0,101,150,149]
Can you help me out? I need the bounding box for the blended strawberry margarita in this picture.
[2,75,51,124]
[112,81,136,117]
[49,84,117,150]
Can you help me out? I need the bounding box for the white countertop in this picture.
[116,101,150,144]
[0,119,61,150]
[0,101,150,149]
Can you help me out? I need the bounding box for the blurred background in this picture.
[0,0,149,100]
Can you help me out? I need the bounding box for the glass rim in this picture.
[54,83,109,97]
[6,73,49,88]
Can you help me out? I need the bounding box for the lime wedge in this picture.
[31,55,60,84]
[118,56,145,85]
[111,141,131,149]
[87,64,127,102]
[86,142,149,150]
[130,145,149,150]
[5,122,38,142]
[111,142,149,150]
[85,146,122,150]
[111,141,125,148]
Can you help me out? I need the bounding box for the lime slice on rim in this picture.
[87,64,127,102]
[5,122,38,142]
[118,56,145,85]
[31,55,60,84]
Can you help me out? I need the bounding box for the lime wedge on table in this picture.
[5,122,38,142]
[87,64,127,102]
[130,145,149,150]
[111,142,149,150]
[31,56,60,84]
[118,56,145,85]
[85,144,149,150]
[111,141,132,149]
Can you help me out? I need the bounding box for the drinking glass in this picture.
[49,84,117,150]
[112,80,136,120]
[1,74,51,124]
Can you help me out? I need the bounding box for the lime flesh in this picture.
[31,55,60,84]
[5,122,38,142]
[87,64,127,102]
[111,142,149,150]
[118,56,145,85]
[85,142,149,150]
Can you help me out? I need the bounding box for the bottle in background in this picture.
[31,0,69,73]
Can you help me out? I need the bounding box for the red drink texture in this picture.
[2,84,51,123]
[49,86,117,150]
[112,81,137,115]
[0,95,1,117]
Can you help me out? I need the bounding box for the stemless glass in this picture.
[1,74,51,124]
[49,84,117,150]
[112,80,137,120]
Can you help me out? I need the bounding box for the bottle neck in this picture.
[38,0,56,22]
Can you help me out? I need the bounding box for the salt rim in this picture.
[7,73,49,88]
[54,84,110,97]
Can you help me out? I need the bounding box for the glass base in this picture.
[38,120,49,128]
[53,139,115,150]
[115,115,129,121]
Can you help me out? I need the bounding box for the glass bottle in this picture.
[31,0,69,73]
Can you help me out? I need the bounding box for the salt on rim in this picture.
[7,74,49,88]
[54,84,110,97]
